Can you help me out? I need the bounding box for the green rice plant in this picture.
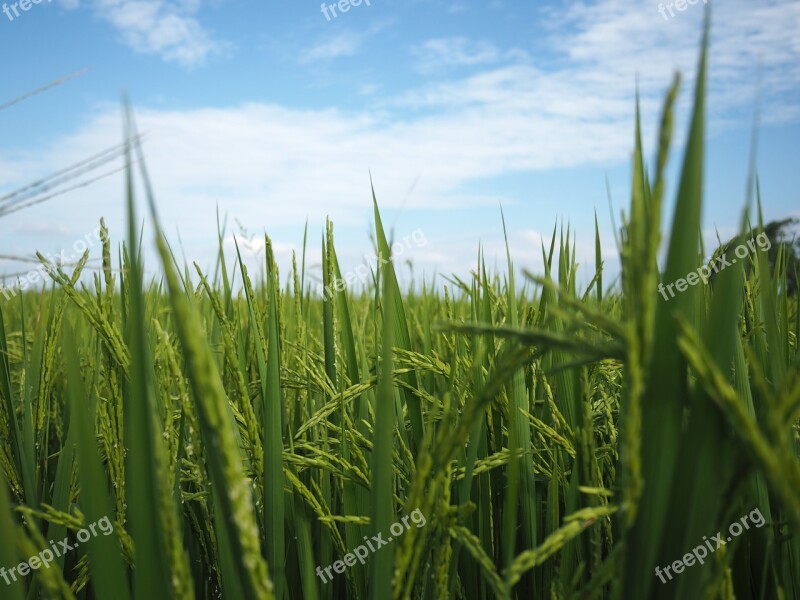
[0,14,796,599]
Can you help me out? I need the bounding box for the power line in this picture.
[0,68,90,112]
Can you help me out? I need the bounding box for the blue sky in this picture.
[1,0,798,291]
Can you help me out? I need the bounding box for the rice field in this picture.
[0,29,798,600]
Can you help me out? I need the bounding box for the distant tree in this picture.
[707,218,799,295]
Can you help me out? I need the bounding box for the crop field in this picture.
[0,29,799,600]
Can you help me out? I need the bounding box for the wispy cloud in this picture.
[92,0,221,68]
[547,0,800,122]
[412,37,521,72]
[300,31,366,63]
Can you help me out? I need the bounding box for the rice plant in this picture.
[0,23,797,600]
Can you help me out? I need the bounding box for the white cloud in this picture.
[300,31,364,63]
[91,0,221,67]
[412,38,505,72]
[300,20,393,65]
[546,0,800,123]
